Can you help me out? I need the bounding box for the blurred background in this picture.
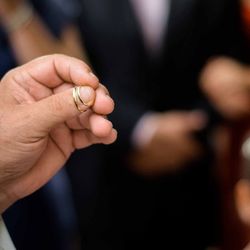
[1,0,250,249]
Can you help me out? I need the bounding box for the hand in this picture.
[0,54,117,212]
[130,111,206,176]
[201,57,250,119]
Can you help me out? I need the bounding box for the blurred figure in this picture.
[65,0,247,249]
[200,2,250,248]
[0,0,86,249]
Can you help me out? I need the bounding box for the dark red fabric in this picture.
[242,2,250,41]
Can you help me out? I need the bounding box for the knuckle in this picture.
[50,94,64,113]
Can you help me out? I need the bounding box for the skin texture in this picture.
[0,54,117,212]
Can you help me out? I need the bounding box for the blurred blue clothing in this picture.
[0,0,80,77]
[1,0,81,249]
[4,170,79,250]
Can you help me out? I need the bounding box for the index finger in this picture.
[13,54,99,89]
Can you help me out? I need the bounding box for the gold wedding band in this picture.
[72,86,89,112]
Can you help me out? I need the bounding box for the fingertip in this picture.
[72,65,99,89]
[89,72,100,85]
[54,54,99,89]
[93,91,115,115]
[104,95,115,113]
[102,129,118,145]
[89,115,113,138]
[112,129,118,142]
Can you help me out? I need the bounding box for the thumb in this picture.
[183,111,208,132]
[27,86,95,132]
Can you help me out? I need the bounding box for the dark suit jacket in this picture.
[67,0,247,249]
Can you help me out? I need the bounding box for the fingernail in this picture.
[79,86,95,107]
[104,94,115,108]
[101,84,110,96]
[89,72,99,81]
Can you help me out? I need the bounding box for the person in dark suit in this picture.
[67,0,248,249]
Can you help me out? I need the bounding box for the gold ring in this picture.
[72,86,88,112]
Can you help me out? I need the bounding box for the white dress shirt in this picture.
[130,0,170,55]
[0,216,16,250]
